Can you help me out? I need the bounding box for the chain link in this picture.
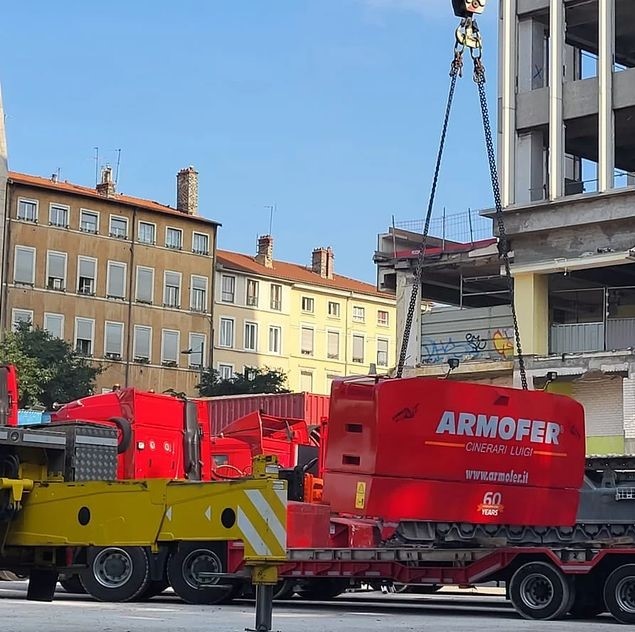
[396,54,462,379]
[473,58,528,390]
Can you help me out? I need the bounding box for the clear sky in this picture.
[0,0,498,283]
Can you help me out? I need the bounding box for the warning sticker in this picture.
[355,481,366,510]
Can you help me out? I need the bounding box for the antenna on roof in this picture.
[94,147,99,186]
[265,204,275,235]
[115,148,122,185]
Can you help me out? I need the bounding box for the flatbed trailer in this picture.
[273,544,635,623]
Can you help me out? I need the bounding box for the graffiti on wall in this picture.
[421,328,514,365]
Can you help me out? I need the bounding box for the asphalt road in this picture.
[0,582,618,632]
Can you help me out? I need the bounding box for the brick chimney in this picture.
[176,166,198,215]
[255,235,274,268]
[96,166,116,197]
[312,247,334,279]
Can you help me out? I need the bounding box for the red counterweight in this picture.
[322,376,586,527]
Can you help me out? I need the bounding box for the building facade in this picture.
[214,236,396,395]
[2,168,219,395]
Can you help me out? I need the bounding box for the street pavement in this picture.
[0,582,617,632]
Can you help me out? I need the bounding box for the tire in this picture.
[569,575,604,619]
[79,546,149,602]
[59,575,86,594]
[509,561,573,621]
[297,579,349,600]
[167,542,240,605]
[274,580,296,600]
[110,417,132,454]
[604,564,635,624]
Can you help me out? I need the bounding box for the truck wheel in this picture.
[274,580,296,600]
[509,561,573,620]
[297,579,349,600]
[80,547,149,602]
[604,564,635,624]
[59,575,86,594]
[167,542,240,605]
[136,578,169,601]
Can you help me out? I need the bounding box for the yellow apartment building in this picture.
[214,236,396,394]
[1,167,219,395]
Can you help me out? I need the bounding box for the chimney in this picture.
[312,246,334,279]
[255,235,274,268]
[176,166,198,215]
[96,165,116,197]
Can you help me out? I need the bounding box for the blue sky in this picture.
[1,0,498,283]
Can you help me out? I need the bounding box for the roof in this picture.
[8,171,220,226]
[217,249,390,299]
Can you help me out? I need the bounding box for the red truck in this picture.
[52,375,635,624]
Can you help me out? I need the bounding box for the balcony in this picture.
[550,319,635,354]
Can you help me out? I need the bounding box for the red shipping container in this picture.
[201,392,329,435]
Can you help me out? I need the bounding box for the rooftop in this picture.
[8,171,220,226]
[217,249,390,299]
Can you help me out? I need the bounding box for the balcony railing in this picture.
[550,318,635,354]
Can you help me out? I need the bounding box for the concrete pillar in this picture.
[395,270,421,370]
[518,17,547,92]
[598,0,615,193]
[623,375,635,455]
[513,272,549,356]
[499,0,518,208]
[516,131,546,203]
[549,0,565,201]
[0,85,7,325]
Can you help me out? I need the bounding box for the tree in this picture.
[0,323,103,409]
[197,366,290,397]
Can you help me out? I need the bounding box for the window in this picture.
[161,330,180,366]
[218,364,234,380]
[138,221,156,244]
[44,313,64,339]
[244,322,258,351]
[163,271,181,308]
[328,301,341,317]
[109,216,128,239]
[221,275,235,303]
[246,279,259,307]
[300,371,313,392]
[49,203,69,228]
[327,331,340,360]
[377,338,389,367]
[17,199,37,222]
[136,266,154,303]
[133,326,152,361]
[14,246,35,285]
[105,322,124,359]
[192,232,209,255]
[80,209,99,234]
[352,334,365,363]
[269,326,281,354]
[270,284,282,311]
[77,257,97,295]
[378,310,389,327]
[75,318,94,356]
[219,318,234,348]
[166,227,182,249]
[301,297,315,313]
[46,251,67,291]
[188,333,206,368]
[190,275,208,312]
[11,309,33,331]
[107,261,127,299]
[353,306,365,322]
[301,327,314,356]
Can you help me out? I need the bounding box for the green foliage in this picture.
[197,366,290,397]
[0,323,103,409]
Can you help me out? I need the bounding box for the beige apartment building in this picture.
[1,167,218,395]
[214,236,396,395]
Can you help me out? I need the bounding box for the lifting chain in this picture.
[396,16,528,390]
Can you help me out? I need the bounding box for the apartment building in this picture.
[214,236,396,395]
[1,167,218,395]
